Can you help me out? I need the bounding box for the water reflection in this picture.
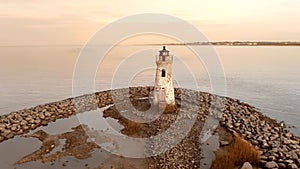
[16,124,99,165]
[0,109,121,169]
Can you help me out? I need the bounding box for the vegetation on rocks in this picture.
[211,134,260,169]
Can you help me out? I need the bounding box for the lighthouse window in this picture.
[162,69,166,77]
[162,55,166,61]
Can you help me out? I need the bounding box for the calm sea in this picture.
[0,45,299,136]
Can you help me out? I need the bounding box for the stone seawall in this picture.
[0,87,152,142]
[219,98,300,169]
[0,86,299,168]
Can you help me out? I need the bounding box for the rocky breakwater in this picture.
[0,90,113,142]
[0,98,75,142]
[0,87,152,142]
[103,87,210,169]
[220,98,300,169]
[0,86,299,169]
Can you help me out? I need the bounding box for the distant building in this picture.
[153,46,176,112]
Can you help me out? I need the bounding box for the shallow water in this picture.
[0,108,127,169]
[0,45,299,137]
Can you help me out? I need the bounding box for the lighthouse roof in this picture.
[160,46,169,52]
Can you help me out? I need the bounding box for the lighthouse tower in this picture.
[153,46,176,112]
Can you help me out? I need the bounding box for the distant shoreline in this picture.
[135,41,300,46]
[1,41,300,47]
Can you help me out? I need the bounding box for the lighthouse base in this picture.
[159,103,177,113]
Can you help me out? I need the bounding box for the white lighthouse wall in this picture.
[154,61,175,105]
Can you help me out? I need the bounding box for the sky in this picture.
[0,0,300,45]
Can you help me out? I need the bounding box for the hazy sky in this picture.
[0,0,300,45]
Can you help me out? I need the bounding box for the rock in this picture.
[38,112,45,119]
[262,141,269,148]
[260,160,267,164]
[16,129,23,135]
[290,151,298,160]
[11,126,17,131]
[235,122,241,127]
[270,135,279,141]
[288,163,298,169]
[268,155,276,161]
[265,161,279,168]
[27,117,35,124]
[229,106,235,111]
[271,148,278,153]
[285,160,294,164]
[0,136,4,142]
[34,119,41,124]
[245,131,252,136]
[45,112,51,117]
[0,123,6,128]
[263,127,271,132]
[241,162,253,169]
[283,138,291,145]
[220,141,230,146]
[278,163,286,168]
[20,120,28,125]
[285,132,293,138]
[228,124,233,129]
[272,153,279,158]
[252,140,259,145]
[22,125,29,130]
[41,120,48,126]
[260,156,268,160]
[282,146,289,152]
[290,139,299,145]
[2,131,14,139]
[260,120,266,126]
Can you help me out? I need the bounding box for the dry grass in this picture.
[163,104,177,113]
[121,120,141,135]
[211,134,260,169]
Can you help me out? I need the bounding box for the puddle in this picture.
[0,106,138,169]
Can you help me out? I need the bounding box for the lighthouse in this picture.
[153,46,176,112]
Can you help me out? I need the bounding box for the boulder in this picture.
[20,120,28,126]
[278,163,286,168]
[285,132,293,138]
[0,136,4,142]
[2,131,14,139]
[45,112,51,117]
[260,156,268,160]
[285,159,294,164]
[265,161,279,168]
[262,141,269,148]
[288,163,298,169]
[241,162,253,169]
[220,141,230,146]
[38,112,45,119]
[290,151,298,160]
